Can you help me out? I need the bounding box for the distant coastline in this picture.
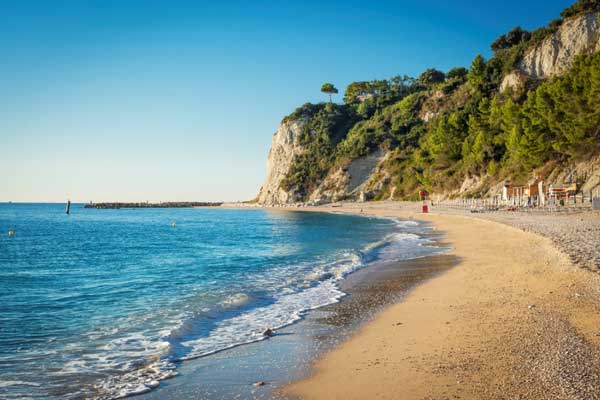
[84,201,223,209]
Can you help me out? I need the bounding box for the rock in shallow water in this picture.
[262,328,274,337]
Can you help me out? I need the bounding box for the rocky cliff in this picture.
[501,12,600,91]
[307,149,386,203]
[257,118,387,206]
[257,119,307,205]
[258,9,600,205]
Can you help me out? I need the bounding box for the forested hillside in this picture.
[258,1,600,204]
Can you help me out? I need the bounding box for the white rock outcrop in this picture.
[257,119,306,205]
[257,117,386,205]
[501,12,600,92]
[308,150,385,203]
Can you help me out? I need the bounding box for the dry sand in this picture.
[282,204,600,400]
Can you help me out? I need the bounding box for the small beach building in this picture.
[504,182,540,205]
[547,183,577,204]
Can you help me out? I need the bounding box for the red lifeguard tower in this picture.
[420,190,429,213]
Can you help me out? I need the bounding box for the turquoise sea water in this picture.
[0,204,438,399]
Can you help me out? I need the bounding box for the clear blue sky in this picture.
[0,0,574,202]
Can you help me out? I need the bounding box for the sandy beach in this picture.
[283,203,600,400]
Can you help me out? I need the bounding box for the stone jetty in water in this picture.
[84,202,222,209]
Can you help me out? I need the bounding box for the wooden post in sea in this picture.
[66,200,71,215]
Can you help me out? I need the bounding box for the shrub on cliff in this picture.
[337,92,426,159]
[561,0,600,19]
[343,76,418,121]
[280,104,358,197]
[417,69,446,87]
[491,27,531,52]
[446,67,468,80]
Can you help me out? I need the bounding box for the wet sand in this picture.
[283,204,600,400]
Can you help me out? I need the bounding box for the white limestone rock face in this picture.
[499,70,529,92]
[308,150,385,203]
[308,167,349,204]
[257,117,387,205]
[501,12,600,92]
[257,119,306,205]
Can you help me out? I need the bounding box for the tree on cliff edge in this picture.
[321,83,338,103]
